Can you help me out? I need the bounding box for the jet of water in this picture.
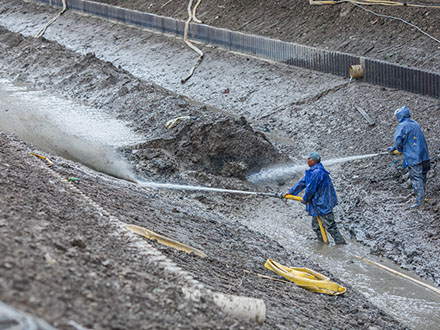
[247,153,387,183]
[137,180,279,198]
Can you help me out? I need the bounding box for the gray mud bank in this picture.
[0,1,439,329]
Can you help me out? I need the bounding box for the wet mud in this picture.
[0,0,439,329]
[92,0,440,72]
[123,116,289,182]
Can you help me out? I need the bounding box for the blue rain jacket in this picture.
[393,106,429,168]
[288,162,338,216]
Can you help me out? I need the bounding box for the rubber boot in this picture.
[411,200,422,208]
[334,236,347,245]
[327,228,345,244]
[319,213,346,245]
[315,231,324,243]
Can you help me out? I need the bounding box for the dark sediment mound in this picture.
[124,115,289,182]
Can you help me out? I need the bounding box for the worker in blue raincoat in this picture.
[284,152,346,245]
[388,105,430,208]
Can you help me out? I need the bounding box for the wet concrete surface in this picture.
[0,1,440,329]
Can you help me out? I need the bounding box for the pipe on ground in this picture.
[182,287,266,325]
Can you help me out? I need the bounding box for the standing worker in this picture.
[284,152,346,245]
[388,105,430,208]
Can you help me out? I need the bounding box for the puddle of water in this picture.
[0,78,142,180]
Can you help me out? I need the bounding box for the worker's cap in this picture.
[308,151,321,162]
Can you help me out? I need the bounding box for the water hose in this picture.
[30,152,53,166]
[264,259,346,295]
[284,194,329,243]
[192,0,203,24]
[355,256,440,296]
[126,224,207,258]
[181,0,204,83]
[309,0,440,45]
[309,0,440,9]
[34,0,67,38]
[182,287,266,324]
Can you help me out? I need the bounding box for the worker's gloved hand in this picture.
[387,146,396,153]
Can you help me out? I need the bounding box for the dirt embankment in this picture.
[0,23,407,329]
[94,0,440,72]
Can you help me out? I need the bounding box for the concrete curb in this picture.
[34,0,439,99]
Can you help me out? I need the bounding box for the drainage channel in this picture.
[1,78,440,329]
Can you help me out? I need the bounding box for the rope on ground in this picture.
[351,2,440,45]
[355,255,440,296]
[181,0,204,84]
[161,0,174,8]
[309,0,440,8]
[34,0,67,38]
[309,0,440,45]
[192,0,203,24]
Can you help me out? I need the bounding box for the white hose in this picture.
[181,0,204,83]
[34,0,67,38]
[192,0,203,24]
[182,287,266,324]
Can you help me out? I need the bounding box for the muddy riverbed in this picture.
[1,0,440,329]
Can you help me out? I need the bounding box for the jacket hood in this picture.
[395,105,410,122]
[310,162,329,174]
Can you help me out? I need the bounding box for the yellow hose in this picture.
[30,152,53,166]
[284,194,329,243]
[355,256,440,296]
[265,259,346,295]
[126,224,208,258]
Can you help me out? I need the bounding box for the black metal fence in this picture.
[34,0,439,99]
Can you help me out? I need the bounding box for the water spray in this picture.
[247,152,399,184]
[137,180,281,198]
[136,151,401,197]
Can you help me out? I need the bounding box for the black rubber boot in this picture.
[328,229,346,245]
[334,237,347,245]
[315,231,324,243]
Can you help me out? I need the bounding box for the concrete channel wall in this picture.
[35,0,440,99]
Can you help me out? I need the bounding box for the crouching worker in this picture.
[284,152,346,245]
[388,106,430,208]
